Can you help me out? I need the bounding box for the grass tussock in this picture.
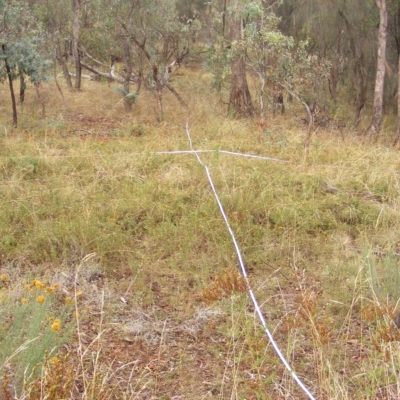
[0,68,400,398]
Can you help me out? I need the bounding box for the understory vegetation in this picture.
[1,68,400,399]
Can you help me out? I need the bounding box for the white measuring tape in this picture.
[184,120,316,400]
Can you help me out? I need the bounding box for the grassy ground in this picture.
[1,67,400,399]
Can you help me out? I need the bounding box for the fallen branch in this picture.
[80,61,126,83]
[69,71,93,80]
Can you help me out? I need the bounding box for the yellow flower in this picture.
[52,283,59,290]
[45,287,55,294]
[24,284,31,290]
[21,297,29,304]
[49,357,59,366]
[0,274,8,282]
[37,295,45,304]
[0,293,5,300]
[32,280,45,290]
[51,319,61,332]
[65,296,72,304]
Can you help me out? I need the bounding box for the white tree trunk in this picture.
[368,0,387,136]
[72,0,81,90]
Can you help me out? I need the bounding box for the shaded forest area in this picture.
[1,0,400,142]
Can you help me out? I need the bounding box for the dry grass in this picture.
[0,67,400,399]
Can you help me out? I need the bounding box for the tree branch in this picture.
[164,81,188,108]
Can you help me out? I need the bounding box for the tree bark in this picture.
[56,41,73,88]
[395,50,400,146]
[123,39,133,112]
[2,45,17,127]
[328,30,342,102]
[368,0,387,136]
[80,61,126,82]
[222,0,227,37]
[339,10,367,128]
[394,7,400,146]
[228,10,253,117]
[72,0,81,90]
[19,74,25,105]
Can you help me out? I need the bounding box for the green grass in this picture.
[0,68,400,398]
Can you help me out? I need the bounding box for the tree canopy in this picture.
[1,0,399,140]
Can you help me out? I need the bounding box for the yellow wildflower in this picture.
[21,297,29,304]
[49,357,59,366]
[52,283,59,290]
[32,280,45,290]
[45,287,55,294]
[65,296,73,304]
[0,274,8,282]
[24,284,31,290]
[37,295,45,304]
[51,319,61,332]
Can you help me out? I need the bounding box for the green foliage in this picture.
[204,36,231,91]
[227,0,264,21]
[367,251,400,301]
[0,277,74,393]
[114,86,138,105]
[0,0,51,85]
[206,8,330,103]
[246,13,331,100]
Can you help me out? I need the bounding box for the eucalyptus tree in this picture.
[33,0,73,88]
[368,0,387,136]
[206,0,267,117]
[0,0,50,126]
[391,2,400,145]
[115,0,196,116]
[82,0,197,116]
[71,0,82,89]
[275,0,346,104]
[226,0,255,117]
[244,11,330,156]
[275,0,378,129]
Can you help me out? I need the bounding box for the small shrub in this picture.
[198,267,248,304]
[0,277,75,395]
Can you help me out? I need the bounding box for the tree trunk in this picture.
[339,10,367,128]
[153,65,164,119]
[329,30,342,102]
[222,0,227,37]
[19,74,26,105]
[354,63,367,128]
[228,12,253,117]
[2,45,17,127]
[53,57,67,109]
[136,51,144,95]
[56,41,73,88]
[35,83,46,119]
[123,39,133,112]
[395,50,400,146]
[72,0,81,90]
[368,0,388,136]
[394,7,400,146]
